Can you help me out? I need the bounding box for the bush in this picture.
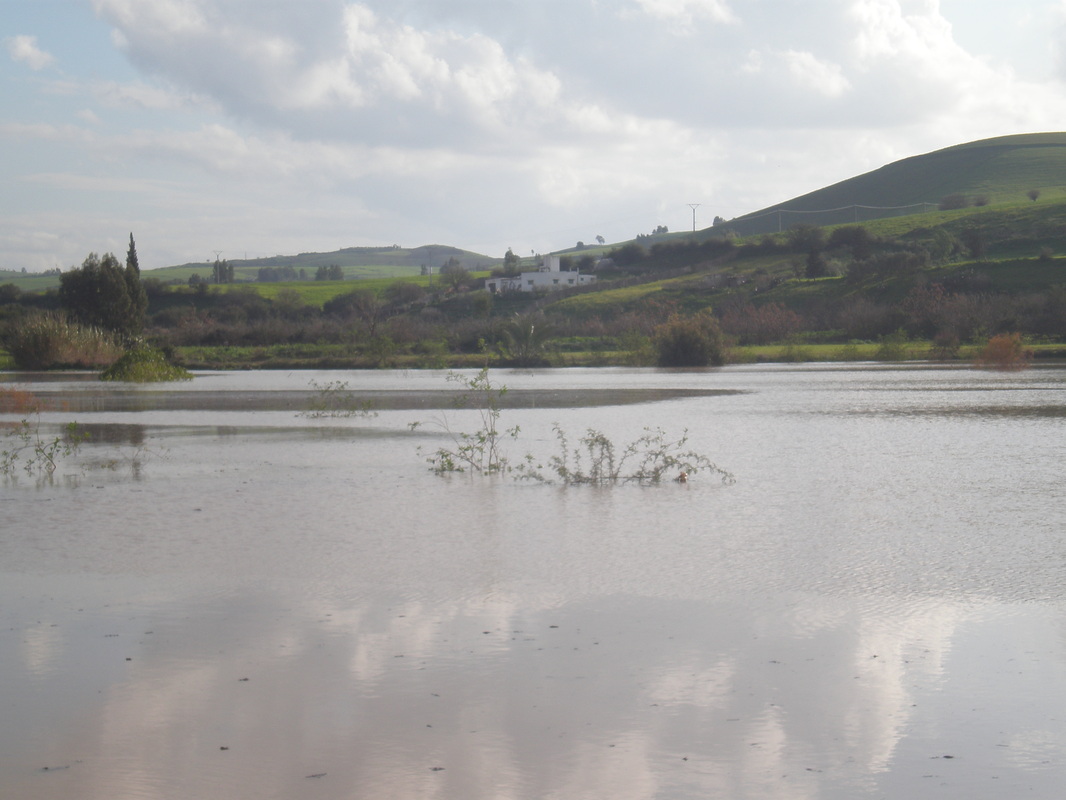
[4,313,124,370]
[874,330,910,361]
[975,333,1032,371]
[720,302,803,345]
[654,313,728,367]
[939,193,970,211]
[100,346,193,382]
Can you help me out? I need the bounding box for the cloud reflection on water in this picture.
[5,579,1059,800]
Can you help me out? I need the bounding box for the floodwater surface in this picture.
[2,364,1065,799]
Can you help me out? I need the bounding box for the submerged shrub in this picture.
[2,415,87,478]
[653,312,728,367]
[101,346,193,382]
[299,379,377,418]
[422,370,733,486]
[5,313,124,370]
[975,332,1032,371]
[516,424,734,487]
[422,368,518,475]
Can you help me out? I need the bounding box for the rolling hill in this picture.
[717,132,1066,237]
[158,244,500,283]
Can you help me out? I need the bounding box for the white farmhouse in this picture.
[484,254,597,293]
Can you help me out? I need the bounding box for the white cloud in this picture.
[783,50,851,97]
[743,49,852,98]
[89,0,583,148]
[630,0,738,27]
[92,80,212,111]
[0,121,95,144]
[5,34,55,70]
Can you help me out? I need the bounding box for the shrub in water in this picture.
[101,346,193,382]
[975,333,1032,371]
[516,424,734,486]
[653,313,728,367]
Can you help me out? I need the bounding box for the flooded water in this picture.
[2,363,1065,799]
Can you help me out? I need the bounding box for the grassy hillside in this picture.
[719,132,1066,237]
[159,244,499,283]
[543,192,1066,348]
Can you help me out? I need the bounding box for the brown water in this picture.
[2,364,1065,799]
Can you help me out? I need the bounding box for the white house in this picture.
[484,254,597,293]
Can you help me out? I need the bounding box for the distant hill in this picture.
[1,244,502,292]
[718,132,1066,237]
[157,244,500,283]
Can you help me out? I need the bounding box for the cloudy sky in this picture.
[4,0,1066,272]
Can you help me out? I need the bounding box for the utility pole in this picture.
[687,203,701,232]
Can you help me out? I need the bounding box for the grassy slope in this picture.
[163,244,499,284]
[551,196,1066,320]
[721,133,1066,237]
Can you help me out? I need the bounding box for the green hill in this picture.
[159,244,499,284]
[718,132,1066,237]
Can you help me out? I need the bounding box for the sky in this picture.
[4,0,1066,273]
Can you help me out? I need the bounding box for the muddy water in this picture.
[2,364,1065,799]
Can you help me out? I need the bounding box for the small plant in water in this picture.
[86,442,167,479]
[515,424,734,486]
[423,368,519,474]
[301,379,378,418]
[421,370,732,485]
[2,414,88,477]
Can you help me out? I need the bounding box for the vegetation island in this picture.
[2,132,1065,375]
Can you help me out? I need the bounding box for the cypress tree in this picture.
[125,233,148,335]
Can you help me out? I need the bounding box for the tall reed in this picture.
[5,313,123,370]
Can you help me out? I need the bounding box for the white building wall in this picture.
[486,267,596,293]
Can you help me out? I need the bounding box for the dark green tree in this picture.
[440,258,470,291]
[125,232,140,274]
[60,248,146,338]
[827,225,873,260]
[502,248,521,275]
[125,233,148,325]
[323,288,385,336]
[212,256,234,284]
[315,264,344,280]
[805,249,831,278]
[787,224,826,253]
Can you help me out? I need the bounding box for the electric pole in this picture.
[687,203,701,232]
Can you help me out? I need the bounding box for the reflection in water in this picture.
[77,423,146,446]
[4,586,1064,800]
[2,364,1066,799]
